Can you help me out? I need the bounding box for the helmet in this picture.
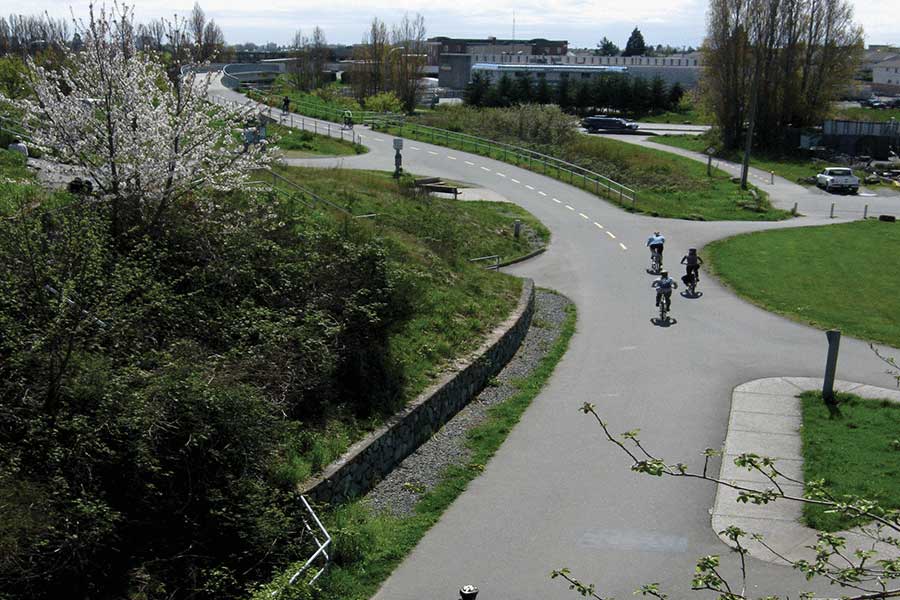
[654,231,660,235]
[660,270,668,277]
[689,248,697,254]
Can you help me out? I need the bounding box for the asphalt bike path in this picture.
[208,77,899,599]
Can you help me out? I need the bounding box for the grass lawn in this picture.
[639,108,712,125]
[653,134,826,184]
[800,390,900,531]
[376,123,787,221]
[268,122,365,158]
[267,166,550,481]
[256,296,577,600]
[834,106,900,122]
[705,220,900,348]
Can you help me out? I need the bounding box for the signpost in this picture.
[393,138,403,179]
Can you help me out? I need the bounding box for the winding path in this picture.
[209,78,899,599]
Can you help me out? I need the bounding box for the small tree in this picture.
[495,73,515,107]
[465,71,490,106]
[535,76,552,105]
[623,27,647,57]
[513,74,533,104]
[596,37,620,56]
[668,81,685,110]
[649,76,667,113]
[556,77,571,111]
[13,5,270,242]
[574,80,592,115]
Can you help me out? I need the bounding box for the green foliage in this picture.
[597,36,620,56]
[364,91,403,113]
[623,27,647,57]
[0,55,31,99]
[268,123,365,157]
[705,220,900,347]
[800,391,900,531]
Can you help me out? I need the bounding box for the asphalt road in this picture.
[209,78,900,600]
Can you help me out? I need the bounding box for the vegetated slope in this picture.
[0,150,539,600]
[409,105,787,221]
[705,220,900,348]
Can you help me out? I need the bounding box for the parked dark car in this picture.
[582,116,639,133]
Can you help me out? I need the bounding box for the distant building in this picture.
[471,62,627,85]
[873,57,900,92]
[427,36,568,67]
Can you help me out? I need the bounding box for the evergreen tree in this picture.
[575,80,592,115]
[465,72,490,107]
[535,75,551,105]
[668,81,685,110]
[591,76,611,113]
[513,75,533,104]
[623,27,647,57]
[610,74,632,115]
[649,76,667,113]
[555,77,571,111]
[631,76,651,117]
[495,73,514,107]
[596,37,620,56]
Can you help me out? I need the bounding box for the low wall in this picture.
[302,278,536,504]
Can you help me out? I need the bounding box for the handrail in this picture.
[370,115,638,208]
[251,168,353,216]
[469,254,501,270]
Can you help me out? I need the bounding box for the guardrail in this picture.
[242,89,397,128]
[369,116,639,210]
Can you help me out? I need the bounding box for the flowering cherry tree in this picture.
[13,5,270,237]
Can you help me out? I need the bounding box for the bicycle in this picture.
[684,271,698,296]
[647,249,662,274]
[658,292,671,322]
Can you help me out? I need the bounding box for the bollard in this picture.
[770,171,774,185]
[822,330,842,417]
[792,202,798,216]
[830,202,835,218]
[514,219,521,238]
[864,204,868,219]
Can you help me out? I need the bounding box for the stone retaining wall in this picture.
[302,279,535,505]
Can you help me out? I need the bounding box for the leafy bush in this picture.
[364,91,403,114]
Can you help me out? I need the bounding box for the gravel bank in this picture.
[364,288,572,517]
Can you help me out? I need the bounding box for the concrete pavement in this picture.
[715,377,900,565]
[208,77,900,599]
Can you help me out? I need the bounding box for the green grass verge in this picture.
[268,166,550,480]
[254,296,577,600]
[834,106,900,122]
[705,220,900,348]
[374,123,786,221]
[269,123,365,158]
[639,108,712,125]
[653,135,827,184]
[800,390,900,531]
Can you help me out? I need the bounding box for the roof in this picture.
[875,57,900,68]
[472,63,628,74]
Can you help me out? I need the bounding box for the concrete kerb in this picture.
[301,279,536,505]
[713,376,900,566]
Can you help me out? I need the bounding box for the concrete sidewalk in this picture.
[713,377,900,564]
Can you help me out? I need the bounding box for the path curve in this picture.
[208,77,899,599]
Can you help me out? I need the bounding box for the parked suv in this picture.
[582,116,639,133]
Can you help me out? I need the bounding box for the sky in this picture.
[7,0,898,49]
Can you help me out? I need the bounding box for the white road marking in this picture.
[370,137,383,142]
[594,222,604,229]
[606,231,616,239]
[565,205,575,211]
[411,146,421,150]
[428,150,439,155]
[619,242,628,250]
[552,197,561,204]
[579,213,589,220]
[496,172,507,177]
[480,166,491,171]
[525,184,535,190]
[465,161,475,166]
[538,191,547,196]
[447,155,457,160]
[511,178,521,184]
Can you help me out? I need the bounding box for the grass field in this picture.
[639,108,712,125]
[653,135,827,184]
[269,122,365,158]
[800,390,900,531]
[256,296,577,600]
[705,220,900,348]
[834,106,900,122]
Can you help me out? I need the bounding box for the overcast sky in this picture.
[7,0,898,49]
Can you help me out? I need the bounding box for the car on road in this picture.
[816,167,860,194]
[582,115,639,133]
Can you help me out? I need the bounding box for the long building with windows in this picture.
[470,62,628,85]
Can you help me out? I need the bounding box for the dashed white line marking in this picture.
[565,205,575,211]
[579,213,589,220]
[447,156,457,160]
[496,172,507,177]
[370,137,383,142]
[525,184,535,190]
[552,197,561,204]
[428,150,438,155]
[511,178,521,184]
[465,161,475,166]
[538,191,547,196]
[606,231,616,239]
[593,222,604,229]
[619,242,628,250]
[410,146,421,150]
[480,166,491,171]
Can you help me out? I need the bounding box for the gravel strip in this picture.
[364,289,572,517]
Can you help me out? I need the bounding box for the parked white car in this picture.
[816,167,859,194]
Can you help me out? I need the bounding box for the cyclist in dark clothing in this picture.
[680,248,703,286]
[281,96,290,114]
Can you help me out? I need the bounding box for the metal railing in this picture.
[469,254,501,270]
[369,116,639,210]
[250,168,353,216]
[276,495,331,592]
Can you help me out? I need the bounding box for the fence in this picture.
[249,168,353,217]
[369,116,639,210]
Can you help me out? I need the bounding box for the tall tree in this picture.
[649,75,667,113]
[623,27,647,56]
[351,17,389,101]
[513,74,533,104]
[535,75,551,105]
[389,13,426,113]
[596,37,620,56]
[465,71,490,106]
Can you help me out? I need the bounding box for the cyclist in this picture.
[281,95,290,115]
[343,109,354,129]
[652,270,678,311]
[646,231,665,261]
[680,248,703,287]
